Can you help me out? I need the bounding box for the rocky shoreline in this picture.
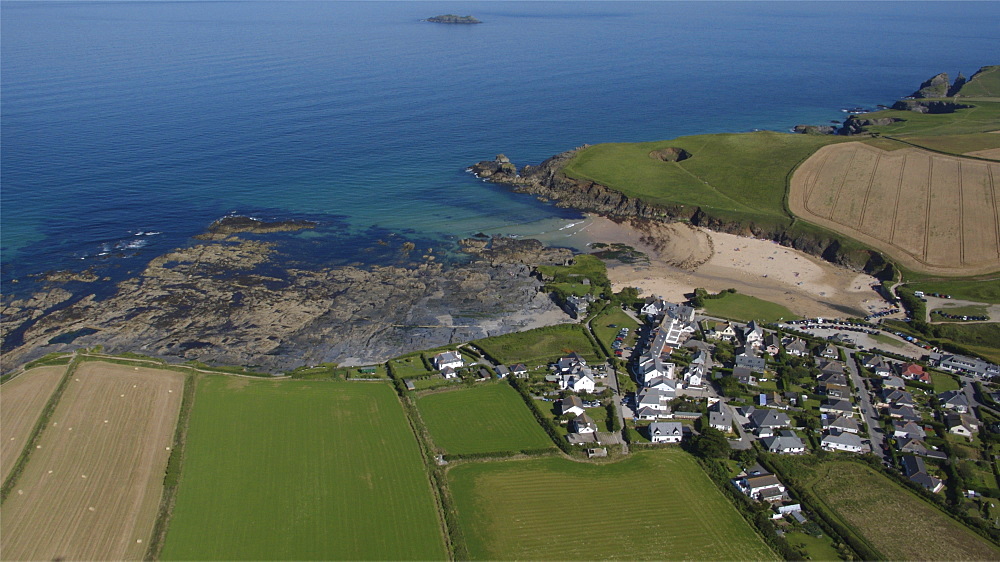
[1,225,573,373]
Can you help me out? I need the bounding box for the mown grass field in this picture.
[805,461,999,560]
[0,361,184,561]
[562,131,841,223]
[0,365,66,481]
[473,323,601,366]
[909,279,1000,304]
[417,383,555,455]
[958,66,1000,98]
[699,292,798,322]
[592,307,641,352]
[861,100,1000,137]
[449,448,776,560]
[161,376,446,561]
[930,370,961,393]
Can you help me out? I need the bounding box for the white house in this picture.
[761,431,806,454]
[739,473,787,502]
[821,432,864,453]
[433,351,464,371]
[742,321,764,350]
[636,388,672,412]
[571,413,598,434]
[559,372,596,394]
[558,396,586,417]
[649,422,684,444]
[705,321,737,342]
[708,402,733,433]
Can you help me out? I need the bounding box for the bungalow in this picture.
[821,432,864,453]
[896,436,928,455]
[649,421,684,444]
[511,364,528,378]
[441,366,458,380]
[645,377,678,397]
[494,365,511,379]
[901,455,945,493]
[878,388,915,407]
[637,388,672,412]
[823,415,860,434]
[708,402,733,433]
[819,399,854,417]
[889,404,921,422]
[818,372,849,387]
[818,343,839,360]
[821,383,851,400]
[636,406,670,421]
[938,390,970,414]
[946,412,978,438]
[896,362,931,383]
[930,352,1000,378]
[761,430,807,454]
[783,337,808,357]
[892,420,926,440]
[816,360,845,377]
[863,355,893,377]
[762,333,782,356]
[556,352,588,374]
[433,351,465,371]
[571,413,598,434]
[880,375,907,390]
[558,395,586,417]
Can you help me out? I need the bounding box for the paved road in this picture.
[922,295,999,323]
[587,316,629,453]
[791,325,928,359]
[845,350,889,463]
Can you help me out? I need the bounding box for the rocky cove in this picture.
[469,153,895,279]
[0,218,575,373]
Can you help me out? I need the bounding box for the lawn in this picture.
[416,383,555,455]
[783,530,842,561]
[473,323,602,366]
[389,353,435,378]
[161,377,446,561]
[562,131,841,223]
[591,307,641,352]
[699,292,799,323]
[448,448,776,560]
[929,370,961,393]
[804,460,999,560]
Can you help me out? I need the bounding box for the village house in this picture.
[571,413,598,434]
[892,420,926,440]
[558,372,596,394]
[816,359,845,378]
[649,421,684,444]
[822,415,860,434]
[879,375,907,390]
[863,354,893,377]
[704,321,737,342]
[901,455,945,493]
[494,365,510,378]
[821,431,864,453]
[782,337,808,357]
[742,321,765,350]
[819,399,854,417]
[433,350,465,371]
[747,407,792,438]
[736,472,787,503]
[558,395,586,417]
[938,390,970,414]
[877,388,915,408]
[708,401,733,433]
[762,333,782,356]
[817,343,839,360]
[889,404,921,422]
[930,352,1000,379]
[511,364,528,378]
[896,362,931,383]
[735,351,766,373]
[733,366,757,386]
[441,366,458,379]
[761,431,807,454]
[946,412,979,438]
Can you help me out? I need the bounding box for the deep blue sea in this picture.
[2,1,998,295]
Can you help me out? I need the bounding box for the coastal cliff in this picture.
[469,153,894,277]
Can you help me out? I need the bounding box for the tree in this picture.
[692,427,730,459]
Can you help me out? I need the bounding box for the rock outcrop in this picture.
[890,100,974,114]
[947,72,967,97]
[648,147,691,162]
[1,231,572,373]
[910,72,950,98]
[838,116,904,135]
[793,125,837,135]
[425,14,481,24]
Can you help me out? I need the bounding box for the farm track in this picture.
[959,162,965,264]
[856,153,882,229]
[923,157,934,263]
[889,153,907,243]
[990,165,1000,260]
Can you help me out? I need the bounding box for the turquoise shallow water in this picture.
[2,1,998,291]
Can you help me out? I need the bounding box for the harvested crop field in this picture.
[0,361,184,561]
[161,377,446,560]
[0,365,66,481]
[449,448,776,560]
[808,461,999,560]
[790,142,1000,275]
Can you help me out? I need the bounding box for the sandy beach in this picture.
[561,215,883,319]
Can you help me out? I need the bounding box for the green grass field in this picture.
[448,448,776,560]
[958,65,1000,98]
[783,531,842,561]
[909,279,1000,304]
[417,383,555,455]
[859,100,1000,137]
[473,323,602,366]
[592,307,641,352]
[699,292,798,323]
[161,377,446,560]
[562,131,841,223]
[930,370,961,393]
[803,461,999,560]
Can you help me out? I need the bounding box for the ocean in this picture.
[2,1,998,296]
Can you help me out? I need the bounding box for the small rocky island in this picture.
[425,14,481,24]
